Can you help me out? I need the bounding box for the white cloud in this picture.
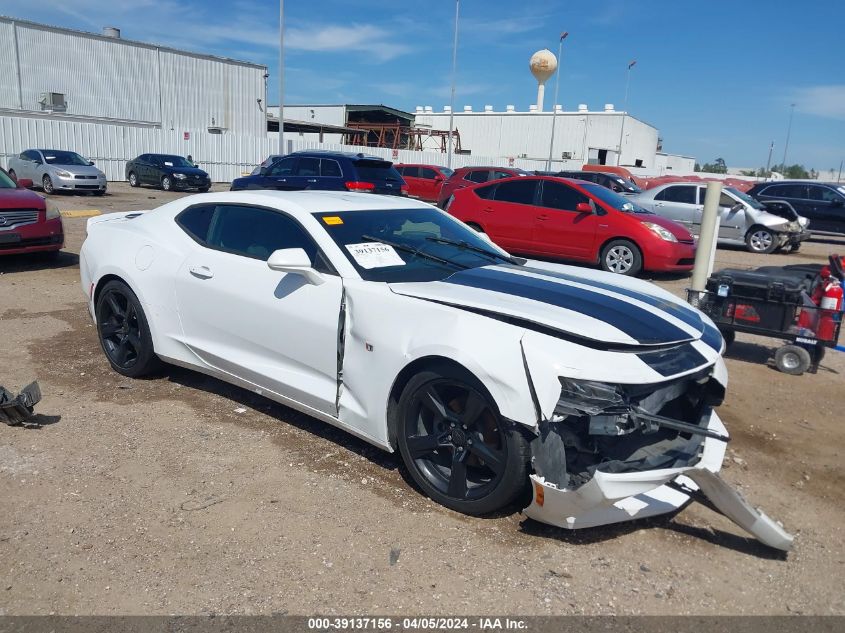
[793,85,845,121]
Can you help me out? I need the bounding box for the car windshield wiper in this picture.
[361,234,468,270]
[424,236,524,265]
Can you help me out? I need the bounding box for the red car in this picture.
[446,175,696,276]
[395,164,454,202]
[436,165,529,208]
[0,168,64,257]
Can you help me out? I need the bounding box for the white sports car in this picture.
[80,190,792,550]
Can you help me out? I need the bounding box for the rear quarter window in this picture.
[176,205,216,243]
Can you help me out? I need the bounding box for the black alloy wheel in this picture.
[397,369,528,515]
[95,280,160,377]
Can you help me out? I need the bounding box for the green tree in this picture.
[700,158,728,174]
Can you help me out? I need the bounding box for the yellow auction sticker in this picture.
[322,216,343,225]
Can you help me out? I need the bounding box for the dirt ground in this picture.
[1,183,844,616]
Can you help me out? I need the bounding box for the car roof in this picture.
[758,180,841,186]
[190,190,432,215]
[290,150,387,161]
[396,163,447,168]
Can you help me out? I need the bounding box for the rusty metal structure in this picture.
[344,123,462,154]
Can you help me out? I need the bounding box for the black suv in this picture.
[747,181,845,235]
[126,154,210,192]
[231,151,407,195]
[551,170,642,194]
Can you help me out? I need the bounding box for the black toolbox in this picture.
[705,268,810,303]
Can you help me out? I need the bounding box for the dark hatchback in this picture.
[231,151,407,196]
[125,154,211,192]
[746,180,845,235]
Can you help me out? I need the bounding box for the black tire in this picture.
[161,176,172,191]
[199,186,210,193]
[745,226,778,254]
[128,172,139,187]
[396,366,529,516]
[600,239,642,276]
[774,344,811,375]
[95,280,161,378]
[93,190,106,196]
[42,175,54,195]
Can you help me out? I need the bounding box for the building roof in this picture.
[0,15,266,69]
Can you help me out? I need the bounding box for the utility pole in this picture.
[617,60,636,166]
[545,32,568,172]
[446,0,460,169]
[838,159,843,183]
[278,0,285,155]
[780,103,795,172]
[764,140,774,181]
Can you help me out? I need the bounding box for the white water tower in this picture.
[529,49,557,112]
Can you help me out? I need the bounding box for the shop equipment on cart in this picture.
[688,254,843,375]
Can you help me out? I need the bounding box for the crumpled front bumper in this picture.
[522,410,794,551]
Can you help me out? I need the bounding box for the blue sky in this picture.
[5,0,844,172]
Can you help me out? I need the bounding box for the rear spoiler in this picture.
[86,210,149,234]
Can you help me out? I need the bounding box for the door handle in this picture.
[483,207,494,213]
[655,202,664,207]
[189,265,214,279]
[275,178,287,182]
[307,179,318,183]
[536,214,549,220]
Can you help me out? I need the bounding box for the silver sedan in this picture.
[8,149,107,195]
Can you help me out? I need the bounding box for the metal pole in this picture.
[838,159,843,183]
[617,60,635,166]
[780,103,795,171]
[278,0,285,155]
[545,32,568,172]
[446,0,460,169]
[691,181,723,292]
[764,140,774,181]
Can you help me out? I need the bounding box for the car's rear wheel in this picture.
[161,176,172,191]
[396,367,529,516]
[96,280,161,377]
[42,175,54,194]
[746,227,777,254]
[128,172,139,187]
[600,239,642,276]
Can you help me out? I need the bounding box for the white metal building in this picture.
[0,16,271,180]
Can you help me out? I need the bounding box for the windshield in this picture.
[440,167,454,177]
[614,177,642,193]
[42,151,89,166]
[726,187,765,209]
[315,208,515,282]
[581,183,653,214]
[156,155,193,168]
[0,169,17,189]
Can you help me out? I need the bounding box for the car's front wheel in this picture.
[42,175,54,194]
[128,172,139,187]
[746,227,777,254]
[396,367,529,516]
[600,239,642,275]
[161,176,172,191]
[95,280,161,377]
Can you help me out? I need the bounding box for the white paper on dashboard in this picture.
[345,242,406,269]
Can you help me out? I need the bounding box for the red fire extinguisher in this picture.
[817,278,843,341]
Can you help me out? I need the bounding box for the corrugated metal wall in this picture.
[0,17,267,135]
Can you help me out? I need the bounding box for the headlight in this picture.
[556,378,627,417]
[173,173,187,180]
[56,169,72,178]
[643,222,678,242]
[787,221,800,232]
[45,201,61,220]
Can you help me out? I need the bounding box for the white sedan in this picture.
[79,190,792,550]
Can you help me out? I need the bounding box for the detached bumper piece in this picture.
[0,382,42,426]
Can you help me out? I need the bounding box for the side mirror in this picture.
[575,202,593,213]
[88,161,95,166]
[267,248,324,286]
[17,178,33,189]
[831,197,844,208]
[434,175,444,182]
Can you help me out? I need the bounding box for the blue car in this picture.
[232,151,407,196]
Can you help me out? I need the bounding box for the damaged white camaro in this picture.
[80,190,792,550]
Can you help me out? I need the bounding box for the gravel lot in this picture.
[1,183,844,615]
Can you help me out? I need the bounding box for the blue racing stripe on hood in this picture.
[505,264,704,334]
[443,267,693,345]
